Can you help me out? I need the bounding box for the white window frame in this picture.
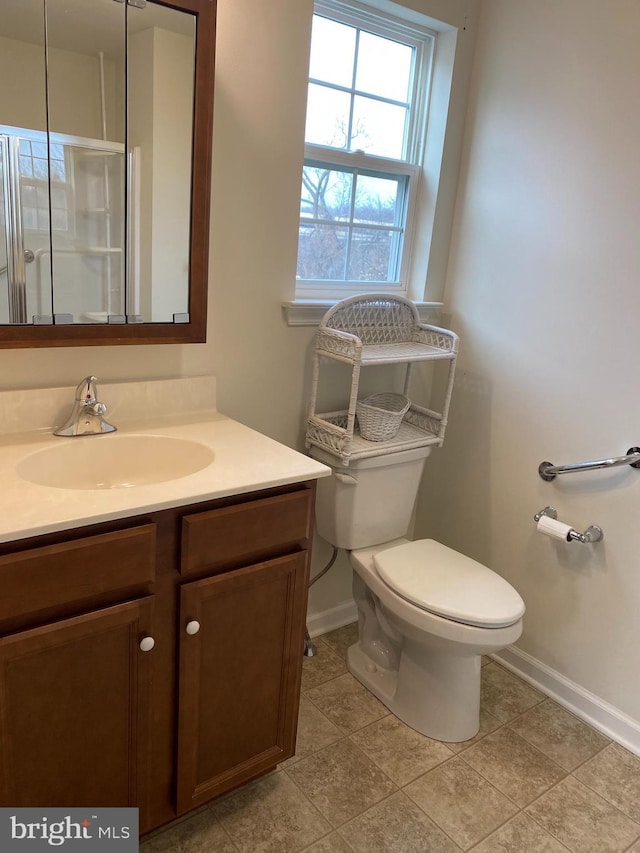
[295,0,436,302]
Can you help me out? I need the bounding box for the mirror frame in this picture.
[0,0,216,348]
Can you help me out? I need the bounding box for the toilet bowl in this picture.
[348,538,523,741]
[310,445,525,742]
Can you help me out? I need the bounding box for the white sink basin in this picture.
[17,435,215,490]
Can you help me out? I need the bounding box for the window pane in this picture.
[36,186,49,208]
[354,174,400,226]
[32,141,48,159]
[37,207,50,230]
[301,166,353,222]
[310,15,355,88]
[51,187,67,209]
[347,227,396,281]
[22,185,37,207]
[305,84,350,149]
[49,158,66,182]
[352,96,407,158]
[356,32,413,103]
[22,207,37,230]
[33,157,49,180]
[297,223,347,280]
[20,156,33,178]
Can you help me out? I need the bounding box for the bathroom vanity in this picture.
[0,378,329,834]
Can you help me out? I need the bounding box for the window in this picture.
[296,0,435,300]
[18,137,70,233]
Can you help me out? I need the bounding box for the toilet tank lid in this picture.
[309,444,432,470]
[374,539,525,628]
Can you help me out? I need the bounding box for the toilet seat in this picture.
[373,539,525,629]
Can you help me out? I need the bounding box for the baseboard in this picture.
[493,646,640,757]
[306,600,357,638]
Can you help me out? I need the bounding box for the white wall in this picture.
[0,35,120,140]
[0,36,47,131]
[151,28,193,320]
[417,0,640,726]
[128,28,155,319]
[128,26,194,321]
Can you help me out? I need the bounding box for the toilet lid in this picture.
[374,540,525,628]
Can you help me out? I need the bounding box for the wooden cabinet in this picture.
[176,552,308,813]
[0,597,154,810]
[0,481,315,834]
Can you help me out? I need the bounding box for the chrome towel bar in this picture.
[538,447,640,481]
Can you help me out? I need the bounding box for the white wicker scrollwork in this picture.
[306,294,458,465]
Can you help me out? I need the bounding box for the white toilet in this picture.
[310,445,525,742]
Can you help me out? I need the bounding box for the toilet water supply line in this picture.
[304,546,339,657]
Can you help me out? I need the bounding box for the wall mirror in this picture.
[0,0,215,347]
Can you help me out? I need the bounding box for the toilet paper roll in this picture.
[537,515,572,541]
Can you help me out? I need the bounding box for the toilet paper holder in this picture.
[534,507,604,544]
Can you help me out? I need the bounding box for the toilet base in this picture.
[348,639,481,742]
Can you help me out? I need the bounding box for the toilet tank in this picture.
[309,446,432,550]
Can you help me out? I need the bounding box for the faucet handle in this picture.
[75,375,99,403]
[87,401,108,417]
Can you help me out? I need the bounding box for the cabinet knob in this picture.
[185,620,200,636]
[139,636,155,652]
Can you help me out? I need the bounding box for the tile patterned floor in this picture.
[141,624,640,853]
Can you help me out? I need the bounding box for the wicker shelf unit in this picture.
[305,294,459,465]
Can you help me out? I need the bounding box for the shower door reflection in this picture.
[0,127,125,324]
[0,129,54,323]
[43,136,126,323]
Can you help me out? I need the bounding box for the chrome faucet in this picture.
[54,375,117,436]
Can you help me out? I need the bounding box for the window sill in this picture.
[282,299,444,327]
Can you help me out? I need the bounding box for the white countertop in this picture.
[0,410,331,544]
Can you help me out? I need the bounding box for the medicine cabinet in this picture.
[0,0,215,347]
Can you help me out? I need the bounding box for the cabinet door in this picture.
[176,552,309,813]
[0,597,154,817]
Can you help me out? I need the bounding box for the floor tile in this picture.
[525,776,640,853]
[281,696,343,768]
[143,623,640,853]
[404,756,518,849]
[305,672,388,734]
[211,770,331,853]
[468,811,569,852]
[480,663,545,722]
[350,713,453,786]
[140,808,238,852]
[286,738,397,827]
[508,699,609,771]
[301,833,352,852]
[447,708,503,754]
[574,742,640,822]
[338,791,461,852]
[319,623,359,661]
[461,727,566,807]
[302,645,348,692]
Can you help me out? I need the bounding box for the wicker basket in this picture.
[356,393,411,441]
